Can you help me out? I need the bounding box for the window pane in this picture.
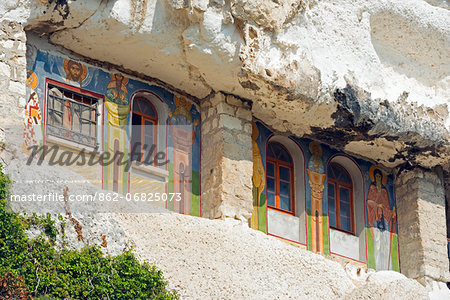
[267,144,276,159]
[269,143,291,163]
[339,187,350,204]
[132,114,141,126]
[267,162,274,177]
[278,150,291,163]
[328,196,335,214]
[328,183,335,198]
[267,192,275,207]
[340,202,350,218]
[340,216,351,232]
[339,186,351,231]
[134,99,156,117]
[339,170,351,185]
[329,211,336,228]
[270,143,282,156]
[280,195,291,211]
[145,135,153,149]
[328,183,336,227]
[279,165,290,182]
[328,163,351,184]
[327,164,337,180]
[144,120,154,145]
[280,181,290,198]
[267,177,275,193]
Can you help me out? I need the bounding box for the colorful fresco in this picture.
[24,45,42,156]
[23,70,42,155]
[25,48,201,216]
[167,95,200,216]
[366,165,399,270]
[63,59,87,86]
[103,73,130,194]
[250,123,266,232]
[307,142,327,254]
[252,121,399,271]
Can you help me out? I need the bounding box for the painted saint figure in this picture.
[63,59,87,86]
[367,166,396,270]
[168,96,199,215]
[104,73,130,193]
[23,71,42,155]
[250,123,265,230]
[308,142,324,174]
[307,142,326,253]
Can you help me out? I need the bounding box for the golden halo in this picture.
[80,64,87,81]
[369,165,387,185]
[63,58,70,77]
[26,71,38,89]
[309,141,322,156]
[252,122,258,140]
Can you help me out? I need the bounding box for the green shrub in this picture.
[0,164,178,299]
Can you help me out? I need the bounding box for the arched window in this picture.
[327,163,354,234]
[266,142,295,214]
[131,97,158,162]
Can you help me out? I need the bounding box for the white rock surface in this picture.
[1,0,448,168]
[117,213,356,299]
[116,212,434,299]
[345,271,428,300]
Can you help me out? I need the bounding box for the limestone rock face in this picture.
[345,271,428,300]
[1,0,449,168]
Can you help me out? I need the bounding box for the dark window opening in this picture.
[327,162,355,234]
[131,97,158,163]
[46,83,98,147]
[266,142,295,214]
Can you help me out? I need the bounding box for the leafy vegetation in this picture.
[0,164,178,299]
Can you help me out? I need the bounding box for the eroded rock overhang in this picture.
[2,0,449,170]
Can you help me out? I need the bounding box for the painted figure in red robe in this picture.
[367,167,396,270]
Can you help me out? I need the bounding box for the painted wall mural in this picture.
[24,47,201,216]
[23,70,42,156]
[63,59,87,86]
[167,95,200,216]
[307,142,327,254]
[251,121,400,271]
[251,122,266,232]
[366,165,398,271]
[104,73,130,194]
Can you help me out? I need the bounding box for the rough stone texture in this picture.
[5,159,131,256]
[115,212,434,299]
[1,0,448,169]
[0,19,27,163]
[201,93,253,220]
[345,271,428,300]
[119,212,330,299]
[444,162,450,244]
[395,168,450,288]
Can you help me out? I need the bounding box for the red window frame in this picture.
[132,97,158,163]
[266,142,295,215]
[327,162,355,235]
